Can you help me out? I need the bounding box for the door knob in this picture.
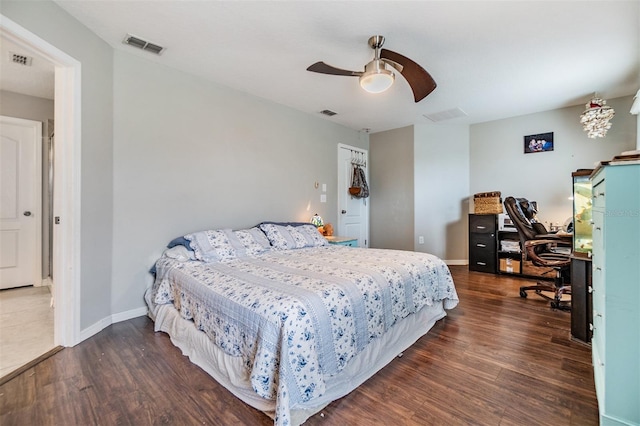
[341,210,347,214]
[23,211,32,217]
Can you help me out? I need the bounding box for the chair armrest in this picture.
[524,239,570,248]
[531,236,572,247]
[535,233,572,242]
[523,240,571,267]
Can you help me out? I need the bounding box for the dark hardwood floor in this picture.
[0,266,598,425]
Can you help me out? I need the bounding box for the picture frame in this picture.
[524,132,554,154]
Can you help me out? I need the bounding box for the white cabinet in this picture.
[590,162,639,426]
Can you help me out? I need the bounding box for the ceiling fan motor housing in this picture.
[360,60,395,93]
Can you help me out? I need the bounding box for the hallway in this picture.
[0,285,54,378]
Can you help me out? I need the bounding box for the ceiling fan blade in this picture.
[380,49,436,102]
[307,62,362,77]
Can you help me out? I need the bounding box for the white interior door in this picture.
[337,144,369,247]
[0,116,42,289]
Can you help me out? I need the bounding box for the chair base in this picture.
[519,283,571,311]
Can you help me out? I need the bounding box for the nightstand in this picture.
[325,236,358,247]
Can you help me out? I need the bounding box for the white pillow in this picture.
[259,223,328,250]
[185,227,271,262]
[163,245,195,262]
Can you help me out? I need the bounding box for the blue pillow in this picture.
[257,221,312,228]
[167,236,192,249]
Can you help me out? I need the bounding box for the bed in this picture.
[146,223,458,426]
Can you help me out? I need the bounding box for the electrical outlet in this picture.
[418,236,424,244]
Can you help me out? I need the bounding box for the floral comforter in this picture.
[150,245,458,426]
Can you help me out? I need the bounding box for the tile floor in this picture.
[0,285,54,378]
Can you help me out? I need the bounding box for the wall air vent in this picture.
[423,107,468,122]
[10,52,32,66]
[123,34,165,55]
[320,109,337,117]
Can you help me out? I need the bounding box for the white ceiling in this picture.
[4,1,639,133]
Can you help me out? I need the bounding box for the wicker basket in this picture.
[474,191,503,214]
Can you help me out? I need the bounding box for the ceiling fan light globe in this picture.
[359,69,394,94]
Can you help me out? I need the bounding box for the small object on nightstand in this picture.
[310,213,324,227]
[324,223,334,236]
[325,236,358,247]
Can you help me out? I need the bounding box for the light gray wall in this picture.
[369,124,470,260]
[414,124,469,262]
[369,126,414,250]
[0,90,54,278]
[3,0,367,332]
[3,0,115,330]
[112,50,367,315]
[470,95,636,228]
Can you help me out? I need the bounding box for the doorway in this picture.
[337,144,369,247]
[1,14,82,350]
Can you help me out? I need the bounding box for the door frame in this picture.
[1,15,82,347]
[0,116,42,288]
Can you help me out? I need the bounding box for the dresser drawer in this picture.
[470,233,496,254]
[592,179,606,209]
[592,343,605,403]
[591,210,604,254]
[469,249,496,273]
[591,275,605,316]
[592,311,605,365]
[469,214,497,233]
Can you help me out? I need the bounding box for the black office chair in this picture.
[503,196,571,310]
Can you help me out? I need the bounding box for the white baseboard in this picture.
[79,306,148,343]
[112,306,148,324]
[445,260,468,266]
[80,316,112,342]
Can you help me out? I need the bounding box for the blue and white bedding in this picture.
[149,226,458,426]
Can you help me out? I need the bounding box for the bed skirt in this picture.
[145,288,447,425]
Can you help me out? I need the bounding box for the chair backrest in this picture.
[503,196,548,244]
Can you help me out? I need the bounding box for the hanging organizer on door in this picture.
[349,151,369,198]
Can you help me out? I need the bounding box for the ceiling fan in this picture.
[306,35,437,103]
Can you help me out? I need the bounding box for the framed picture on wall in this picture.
[524,132,554,154]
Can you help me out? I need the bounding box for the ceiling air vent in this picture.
[320,109,337,117]
[123,34,165,55]
[10,52,33,66]
[423,107,468,122]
